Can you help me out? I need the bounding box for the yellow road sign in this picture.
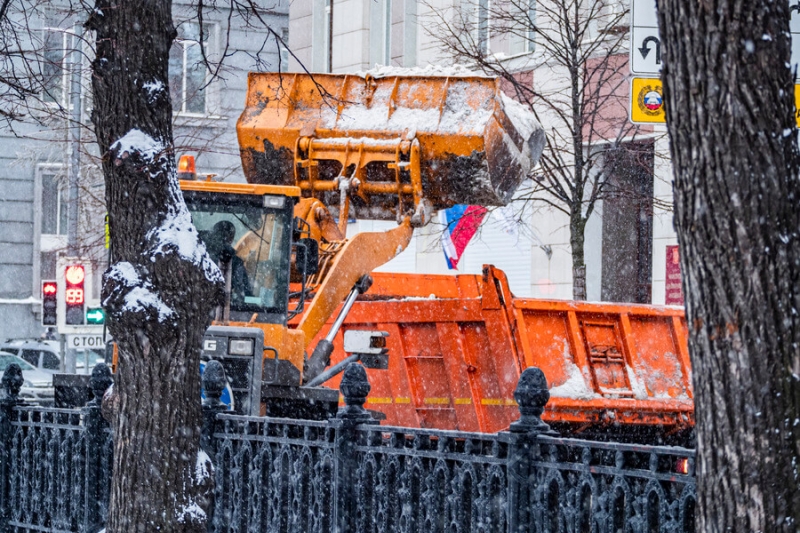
[794,84,800,127]
[630,77,665,124]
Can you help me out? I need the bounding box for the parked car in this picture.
[1,339,106,375]
[0,339,61,373]
[0,352,55,404]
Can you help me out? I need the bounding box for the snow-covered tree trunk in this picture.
[658,0,800,529]
[87,1,223,531]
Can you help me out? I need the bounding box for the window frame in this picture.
[40,27,72,109]
[170,21,215,117]
[35,163,68,309]
[39,167,69,238]
[476,0,490,56]
[506,0,536,57]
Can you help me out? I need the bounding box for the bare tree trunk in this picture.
[88,1,222,531]
[658,0,800,530]
[570,211,586,300]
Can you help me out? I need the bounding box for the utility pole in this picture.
[65,23,82,373]
[67,23,81,257]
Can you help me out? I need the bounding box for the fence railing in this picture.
[0,362,696,533]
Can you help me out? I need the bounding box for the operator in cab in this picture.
[206,220,253,305]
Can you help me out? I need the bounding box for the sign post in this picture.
[793,7,800,126]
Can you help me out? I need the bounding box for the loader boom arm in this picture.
[296,217,413,349]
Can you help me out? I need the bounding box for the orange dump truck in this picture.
[299,266,694,444]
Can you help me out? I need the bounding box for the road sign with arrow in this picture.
[630,0,661,75]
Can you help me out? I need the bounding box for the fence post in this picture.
[332,363,376,533]
[83,363,113,533]
[201,360,228,457]
[0,365,23,533]
[506,367,557,533]
[201,360,229,533]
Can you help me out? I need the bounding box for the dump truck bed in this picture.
[291,266,693,442]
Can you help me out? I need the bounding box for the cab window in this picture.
[184,192,292,318]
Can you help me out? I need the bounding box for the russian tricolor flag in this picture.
[439,205,488,269]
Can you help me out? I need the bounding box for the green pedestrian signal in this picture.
[86,307,105,325]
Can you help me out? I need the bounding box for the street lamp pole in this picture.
[65,22,83,373]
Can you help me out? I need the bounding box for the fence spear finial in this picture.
[510,367,557,435]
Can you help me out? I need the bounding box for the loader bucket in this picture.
[238,72,544,220]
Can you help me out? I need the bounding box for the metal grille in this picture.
[209,414,696,533]
[2,406,112,533]
[210,415,336,533]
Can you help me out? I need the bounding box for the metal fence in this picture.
[0,363,696,533]
[0,365,113,533]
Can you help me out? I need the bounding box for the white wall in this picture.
[650,128,678,305]
[286,0,680,305]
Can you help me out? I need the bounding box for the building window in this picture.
[169,22,211,115]
[508,0,535,55]
[41,171,68,236]
[476,0,490,56]
[41,28,70,107]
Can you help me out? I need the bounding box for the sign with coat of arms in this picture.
[630,77,665,124]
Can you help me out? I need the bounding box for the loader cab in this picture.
[181,182,299,325]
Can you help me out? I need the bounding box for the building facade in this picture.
[0,2,289,341]
[287,0,679,305]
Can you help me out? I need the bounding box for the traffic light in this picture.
[64,264,85,325]
[85,307,105,325]
[41,280,57,326]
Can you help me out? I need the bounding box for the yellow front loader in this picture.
[178,72,543,417]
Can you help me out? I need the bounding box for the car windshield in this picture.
[184,191,292,317]
[0,354,35,372]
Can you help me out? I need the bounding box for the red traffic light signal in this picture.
[41,280,57,326]
[65,264,85,325]
[65,265,85,285]
[42,281,57,296]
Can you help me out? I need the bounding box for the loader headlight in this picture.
[228,338,255,356]
[263,195,285,209]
